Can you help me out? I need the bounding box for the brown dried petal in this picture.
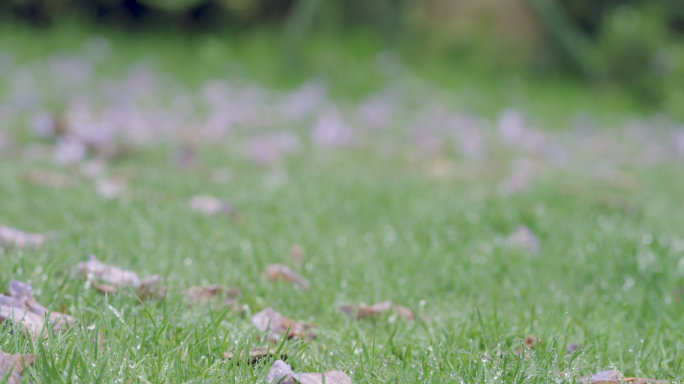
[0,349,34,384]
[183,284,240,306]
[523,335,537,348]
[513,335,538,357]
[189,195,234,217]
[75,255,141,288]
[265,360,351,384]
[136,275,166,301]
[21,171,73,188]
[0,280,75,338]
[222,347,285,364]
[264,264,309,289]
[92,282,118,294]
[251,307,315,342]
[290,244,304,267]
[339,301,414,321]
[0,226,52,249]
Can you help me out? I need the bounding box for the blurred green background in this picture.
[1,0,683,118]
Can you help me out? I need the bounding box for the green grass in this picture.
[0,23,684,383]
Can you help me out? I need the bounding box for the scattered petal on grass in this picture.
[183,284,240,307]
[290,244,304,267]
[136,274,166,301]
[79,158,107,179]
[222,347,285,363]
[506,225,540,254]
[52,135,88,166]
[74,255,165,299]
[566,344,580,353]
[338,301,414,321]
[264,264,309,289]
[171,146,196,169]
[75,255,140,287]
[514,335,538,356]
[21,170,73,188]
[578,369,666,384]
[95,177,127,200]
[265,360,352,384]
[0,280,75,338]
[251,307,315,342]
[0,349,34,384]
[189,194,234,217]
[0,226,53,249]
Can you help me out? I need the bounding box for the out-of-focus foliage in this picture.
[530,0,684,107]
[1,0,682,112]
[596,4,682,105]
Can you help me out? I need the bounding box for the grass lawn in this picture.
[0,23,684,383]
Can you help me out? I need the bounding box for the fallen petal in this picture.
[251,307,315,342]
[506,225,540,254]
[223,347,285,364]
[338,301,414,321]
[21,171,73,188]
[189,194,234,217]
[0,226,53,249]
[514,335,538,356]
[183,284,240,307]
[0,280,75,338]
[74,255,141,287]
[95,177,127,200]
[579,369,624,384]
[265,360,352,384]
[0,349,34,384]
[290,244,304,267]
[579,370,667,384]
[136,274,166,300]
[264,264,309,289]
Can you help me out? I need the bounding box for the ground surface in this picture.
[0,24,684,383]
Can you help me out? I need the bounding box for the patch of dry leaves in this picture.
[0,280,75,339]
[74,255,165,299]
[251,307,315,342]
[264,264,309,289]
[0,349,34,384]
[265,360,351,384]
[338,301,414,320]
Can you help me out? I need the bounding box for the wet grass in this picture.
[1,148,684,383]
[1,24,684,383]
